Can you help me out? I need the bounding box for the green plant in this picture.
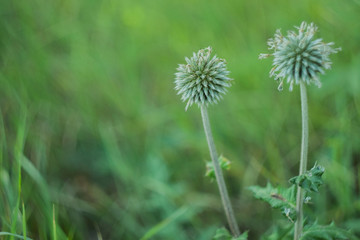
[175,47,241,237]
[252,22,356,240]
[1,1,359,239]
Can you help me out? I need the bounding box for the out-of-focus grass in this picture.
[0,0,360,239]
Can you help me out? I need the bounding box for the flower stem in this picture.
[200,105,240,237]
[294,81,309,240]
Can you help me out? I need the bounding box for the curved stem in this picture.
[200,105,240,237]
[294,81,309,240]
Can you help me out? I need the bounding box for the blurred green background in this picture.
[1,0,360,239]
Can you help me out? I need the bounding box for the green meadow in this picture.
[1,0,360,239]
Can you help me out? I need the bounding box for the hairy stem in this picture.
[294,81,309,240]
[200,105,240,237]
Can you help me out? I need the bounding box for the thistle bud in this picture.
[175,47,232,110]
[259,22,341,91]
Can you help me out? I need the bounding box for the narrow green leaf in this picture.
[0,232,33,240]
[53,204,57,240]
[140,206,188,240]
[22,202,27,240]
[260,224,293,240]
[249,183,297,222]
[289,164,324,193]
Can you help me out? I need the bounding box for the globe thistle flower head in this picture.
[175,47,232,110]
[259,22,341,91]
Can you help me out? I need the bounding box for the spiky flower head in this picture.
[175,47,232,110]
[259,22,341,91]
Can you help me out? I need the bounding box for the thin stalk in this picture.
[294,81,309,240]
[200,105,240,237]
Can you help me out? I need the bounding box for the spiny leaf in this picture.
[249,183,297,222]
[300,222,358,240]
[205,155,231,181]
[213,227,248,240]
[289,164,325,193]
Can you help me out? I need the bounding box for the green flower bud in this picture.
[259,22,341,91]
[175,47,232,110]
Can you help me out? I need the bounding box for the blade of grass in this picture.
[52,204,57,240]
[95,224,103,240]
[0,109,6,174]
[11,110,27,240]
[22,202,27,240]
[0,232,33,240]
[140,206,188,240]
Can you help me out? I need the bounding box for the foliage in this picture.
[300,222,357,240]
[289,164,325,193]
[258,220,357,240]
[251,163,358,240]
[0,0,360,239]
[205,155,231,181]
[248,183,297,222]
[213,228,248,240]
[260,224,293,240]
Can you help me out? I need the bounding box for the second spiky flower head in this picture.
[175,47,232,110]
[259,22,341,91]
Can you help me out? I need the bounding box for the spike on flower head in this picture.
[259,22,341,91]
[175,47,232,110]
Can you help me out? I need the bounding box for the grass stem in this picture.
[294,81,309,240]
[200,105,240,237]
